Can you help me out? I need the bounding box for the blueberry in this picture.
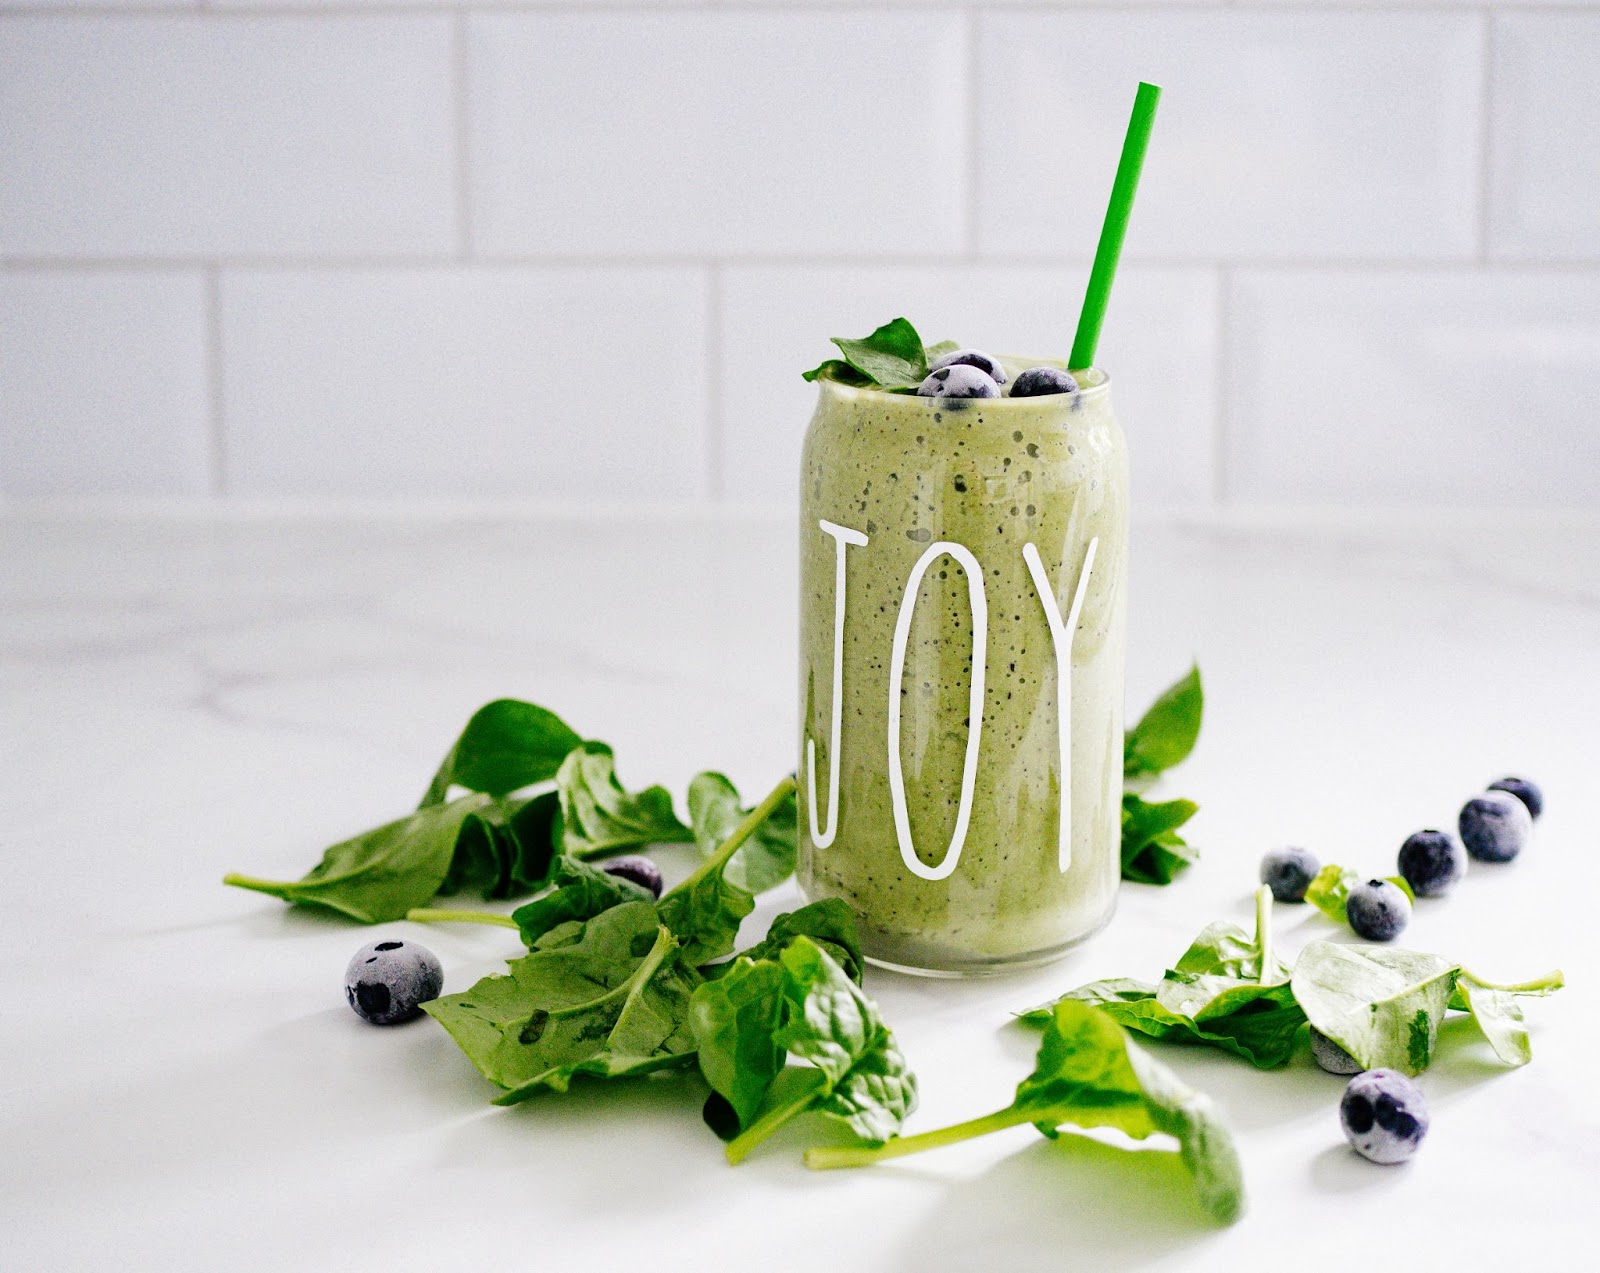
[1311,1027,1363,1075]
[1458,790,1533,863]
[1345,879,1410,942]
[917,364,1000,399]
[1487,775,1543,821]
[929,348,1008,385]
[1009,367,1080,399]
[1340,1069,1428,1164]
[602,855,663,898]
[1259,845,1320,903]
[1396,828,1466,898]
[344,938,443,1025]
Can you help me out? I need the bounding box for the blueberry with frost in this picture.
[1487,775,1543,821]
[1311,1027,1363,1075]
[917,365,1000,399]
[1397,829,1466,898]
[1345,879,1410,942]
[1459,790,1532,863]
[1009,367,1080,399]
[929,348,1008,385]
[602,855,663,898]
[1340,1069,1428,1164]
[1259,845,1320,903]
[344,938,444,1025]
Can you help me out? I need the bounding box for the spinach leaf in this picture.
[1124,664,1203,779]
[556,741,693,859]
[655,775,795,966]
[720,938,917,1163]
[420,698,583,808]
[655,866,754,968]
[1118,665,1205,884]
[224,792,500,923]
[687,771,798,895]
[808,1000,1244,1226]
[1449,970,1564,1067]
[1290,942,1458,1075]
[801,359,873,388]
[440,790,561,900]
[1026,887,1304,1068]
[423,901,701,1103]
[1120,793,1199,885]
[689,957,788,1131]
[510,855,653,948]
[718,899,864,986]
[1304,865,1415,923]
[800,318,956,391]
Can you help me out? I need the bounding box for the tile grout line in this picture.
[16,254,1599,273]
[706,263,724,502]
[5,5,1600,18]
[204,263,228,499]
[1476,9,1495,266]
[1212,265,1230,509]
[452,10,474,261]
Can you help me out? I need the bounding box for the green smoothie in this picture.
[796,359,1128,974]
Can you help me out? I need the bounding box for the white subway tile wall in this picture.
[1,4,1597,510]
[222,267,710,499]
[0,269,211,496]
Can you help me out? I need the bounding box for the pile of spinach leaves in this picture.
[1024,885,1303,1068]
[223,698,797,925]
[1026,885,1562,1074]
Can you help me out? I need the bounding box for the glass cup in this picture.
[796,363,1128,975]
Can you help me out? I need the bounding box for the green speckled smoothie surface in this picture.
[797,360,1128,973]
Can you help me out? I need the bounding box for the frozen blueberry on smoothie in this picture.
[930,348,1009,384]
[1010,367,1080,399]
[917,364,1001,399]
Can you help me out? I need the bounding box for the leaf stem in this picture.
[1459,968,1565,995]
[404,907,519,929]
[668,774,796,900]
[222,872,289,893]
[724,1079,821,1166]
[1255,884,1275,984]
[804,1107,1034,1170]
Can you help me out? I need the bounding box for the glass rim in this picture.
[815,367,1111,407]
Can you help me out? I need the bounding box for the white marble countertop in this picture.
[4,509,1598,1272]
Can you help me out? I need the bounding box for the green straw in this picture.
[1069,81,1162,372]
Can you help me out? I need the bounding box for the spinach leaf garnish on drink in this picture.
[693,938,917,1164]
[1121,665,1204,884]
[1022,885,1305,1068]
[807,1000,1246,1226]
[800,317,957,392]
[1291,942,1562,1074]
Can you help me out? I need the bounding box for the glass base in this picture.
[854,895,1119,979]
